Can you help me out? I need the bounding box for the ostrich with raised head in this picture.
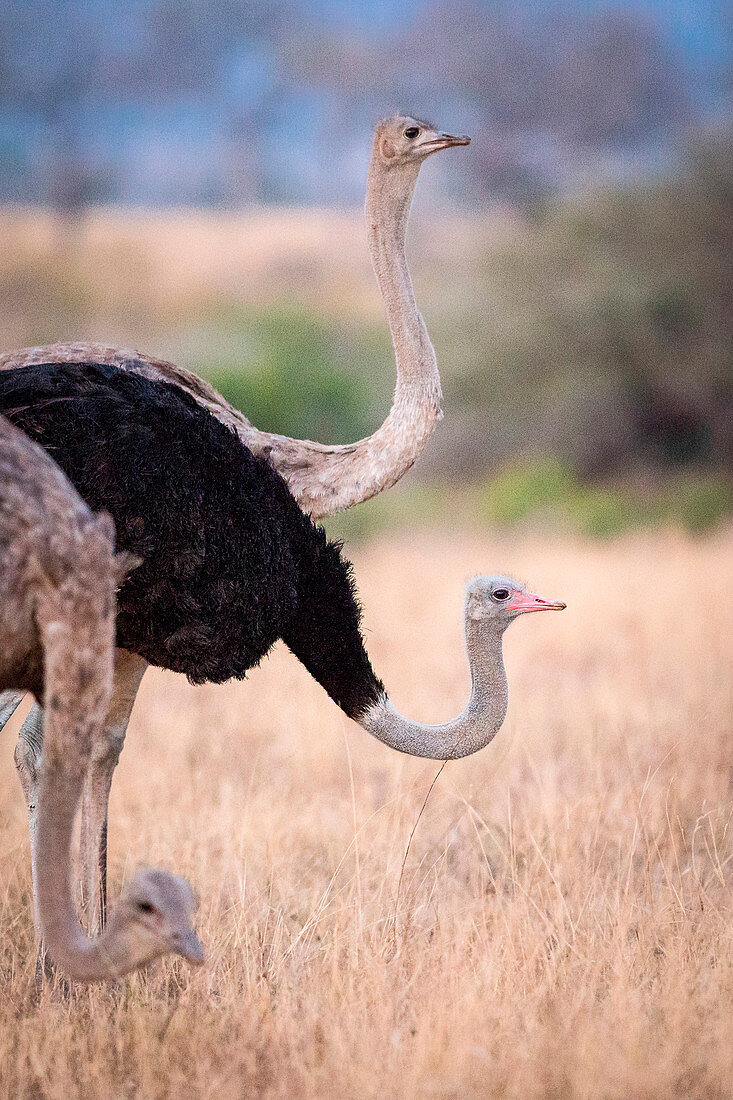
[0,363,565,942]
[0,116,469,516]
[0,414,204,981]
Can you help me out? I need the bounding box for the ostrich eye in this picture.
[404,127,420,139]
[137,900,155,914]
[492,588,510,602]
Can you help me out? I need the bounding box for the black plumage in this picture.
[0,363,384,720]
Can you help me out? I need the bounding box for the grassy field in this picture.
[1,527,732,1099]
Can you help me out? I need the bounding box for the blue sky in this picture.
[0,0,730,206]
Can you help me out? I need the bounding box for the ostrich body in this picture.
[0,117,469,520]
[0,414,203,981]
[0,363,564,940]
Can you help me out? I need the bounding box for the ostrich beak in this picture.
[506,590,566,614]
[175,928,206,965]
[420,132,471,154]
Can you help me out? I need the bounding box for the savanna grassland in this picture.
[1,527,732,1099]
[0,157,731,1095]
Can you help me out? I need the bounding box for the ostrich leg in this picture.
[14,705,45,936]
[78,649,148,934]
[14,703,59,984]
[0,690,25,730]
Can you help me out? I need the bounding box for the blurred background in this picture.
[1,0,731,537]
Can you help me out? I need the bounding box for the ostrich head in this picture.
[465,575,567,628]
[108,866,205,968]
[359,572,565,760]
[374,115,470,169]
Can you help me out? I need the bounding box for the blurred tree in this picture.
[0,0,721,206]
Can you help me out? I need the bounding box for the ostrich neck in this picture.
[36,761,144,981]
[355,161,442,469]
[0,151,444,520]
[364,161,439,394]
[244,157,443,518]
[34,631,149,982]
[281,536,508,763]
[360,617,509,760]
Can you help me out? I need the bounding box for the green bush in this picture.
[570,488,644,538]
[200,307,380,445]
[662,478,733,534]
[479,459,731,539]
[480,458,578,524]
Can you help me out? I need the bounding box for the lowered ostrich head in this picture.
[106,866,205,970]
[38,854,205,982]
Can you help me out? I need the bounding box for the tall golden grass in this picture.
[1,527,731,1098]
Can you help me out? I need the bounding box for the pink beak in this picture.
[505,590,566,614]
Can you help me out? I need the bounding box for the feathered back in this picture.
[0,363,383,717]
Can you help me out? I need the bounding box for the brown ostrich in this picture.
[0,415,203,981]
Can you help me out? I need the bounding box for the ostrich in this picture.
[0,362,565,942]
[0,414,204,981]
[0,116,470,518]
[0,114,470,933]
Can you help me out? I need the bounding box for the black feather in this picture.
[0,363,384,720]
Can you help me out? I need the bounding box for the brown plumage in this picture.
[0,415,203,981]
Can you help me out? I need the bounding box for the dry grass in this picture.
[1,526,732,1098]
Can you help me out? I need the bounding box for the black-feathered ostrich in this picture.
[0,116,470,931]
[0,414,203,981]
[0,363,565,943]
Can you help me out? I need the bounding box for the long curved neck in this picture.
[34,619,150,982]
[239,151,442,519]
[0,145,443,521]
[36,760,145,982]
[280,537,508,761]
[365,157,440,395]
[360,616,509,760]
